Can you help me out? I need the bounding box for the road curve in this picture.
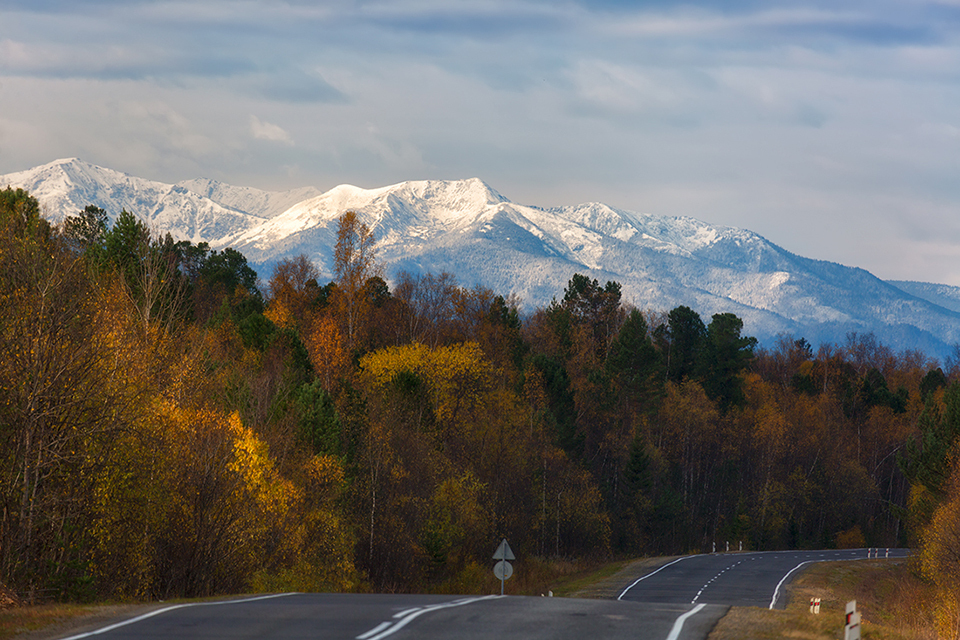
[618,547,910,609]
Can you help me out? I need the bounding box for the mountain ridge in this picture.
[3,158,959,359]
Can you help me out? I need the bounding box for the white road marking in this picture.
[356,622,391,639]
[617,556,693,601]
[356,595,500,640]
[769,560,816,609]
[691,560,744,604]
[58,592,298,640]
[665,603,707,640]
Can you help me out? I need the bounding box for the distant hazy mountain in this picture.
[4,158,959,359]
[887,281,960,316]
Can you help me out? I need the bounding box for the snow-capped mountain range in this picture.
[4,157,960,359]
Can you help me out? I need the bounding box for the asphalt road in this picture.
[55,547,908,640]
[617,547,910,609]
[58,593,726,640]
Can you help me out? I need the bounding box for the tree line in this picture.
[0,188,958,615]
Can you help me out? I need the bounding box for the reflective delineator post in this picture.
[844,600,861,640]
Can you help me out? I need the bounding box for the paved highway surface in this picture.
[618,547,910,609]
[57,548,908,640]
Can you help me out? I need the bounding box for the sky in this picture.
[2,0,960,285]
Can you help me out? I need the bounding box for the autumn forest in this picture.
[2,186,960,620]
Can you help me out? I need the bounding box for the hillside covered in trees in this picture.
[2,186,960,627]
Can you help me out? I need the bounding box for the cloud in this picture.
[249,115,294,145]
[357,1,577,40]
[606,8,857,37]
[4,0,960,287]
[564,59,696,120]
[599,5,945,47]
[0,37,253,81]
[249,69,348,104]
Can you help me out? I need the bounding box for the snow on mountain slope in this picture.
[888,281,960,316]
[218,178,510,261]
[5,158,960,359]
[0,159,296,243]
[175,178,323,220]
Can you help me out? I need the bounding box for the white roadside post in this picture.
[844,600,861,640]
[808,597,821,614]
[493,539,515,596]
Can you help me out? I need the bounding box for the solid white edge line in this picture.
[666,603,707,640]
[618,556,693,601]
[769,561,814,610]
[59,592,298,640]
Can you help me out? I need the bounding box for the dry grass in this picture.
[708,559,937,640]
[0,602,153,640]
[0,597,247,640]
[427,556,637,597]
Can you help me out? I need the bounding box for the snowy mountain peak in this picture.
[225,178,511,251]
[384,177,507,210]
[300,178,507,224]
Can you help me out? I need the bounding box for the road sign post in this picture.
[493,539,515,595]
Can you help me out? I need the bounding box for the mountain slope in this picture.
[175,177,323,221]
[0,158,306,243]
[888,280,960,316]
[4,159,960,358]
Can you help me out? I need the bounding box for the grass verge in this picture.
[0,596,248,640]
[0,602,149,640]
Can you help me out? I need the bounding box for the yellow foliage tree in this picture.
[657,380,720,507]
[265,255,321,331]
[150,403,306,597]
[360,341,492,447]
[921,461,960,639]
[305,314,348,391]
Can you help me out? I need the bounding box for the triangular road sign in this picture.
[493,538,515,561]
